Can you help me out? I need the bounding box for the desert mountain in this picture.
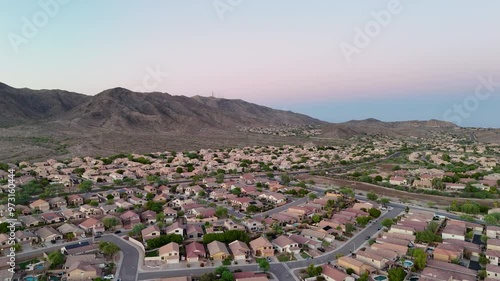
[0,82,497,162]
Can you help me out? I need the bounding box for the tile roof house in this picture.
[250,236,274,257]
[142,225,161,241]
[29,199,50,212]
[321,264,354,281]
[79,218,105,234]
[48,197,68,209]
[18,215,43,227]
[40,212,65,224]
[141,210,157,224]
[272,235,300,254]
[165,222,185,236]
[120,210,140,225]
[159,242,180,264]
[35,226,62,242]
[185,241,206,262]
[67,194,84,206]
[186,224,204,239]
[207,241,230,260]
[66,261,101,281]
[228,240,251,260]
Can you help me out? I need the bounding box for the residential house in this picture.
[163,207,177,222]
[35,227,62,242]
[272,235,300,254]
[321,264,354,281]
[207,241,230,260]
[79,218,105,234]
[40,212,64,224]
[80,204,102,216]
[142,225,161,241]
[61,209,85,220]
[29,199,50,212]
[120,210,140,225]
[243,220,264,232]
[224,219,245,231]
[67,194,84,206]
[48,197,67,209]
[18,215,43,227]
[486,249,500,265]
[58,223,85,238]
[250,236,274,257]
[66,261,101,281]
[337,256,376,275]
[229,240,251,260]
[487,264,500,280]
[356,250,388,270]
[159,242,180,264]
[15,230,38,245]
[165,222,185,236]
[186,224,204,239]
[185,242,206,262]
[141,210,157,224]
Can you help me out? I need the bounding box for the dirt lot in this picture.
[299,175,498,208]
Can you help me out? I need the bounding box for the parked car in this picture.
[114,230,122,234]
[103,274,114,280]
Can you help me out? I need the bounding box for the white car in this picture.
[103,274,114,280]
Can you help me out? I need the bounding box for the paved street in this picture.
[136,207,403,281]
[100,235,141,281]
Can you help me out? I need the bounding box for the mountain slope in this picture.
[57,88,323,131]
[0,83,89,127]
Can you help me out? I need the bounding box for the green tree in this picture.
[339,187,354,198]
[231,187,241,196]
[281,173,291,185]
[129,223,146,237]
[308,193,317,200]
[311,214,322,223]
[345,223,355,235]
[379,198,390,207]
[388,267,406,281]
[102,217,120,230]
[0,222,10,233]
[381,218,394,228]
[356,216,371,227]
[412,248,427,270]
[215,173,225,183]
[258,258,270,272]
[99,241,121,257]
[358,273,369,281]
[215,206,228,218]
[306,264,322,277]
[368,208,381,218]
[79,180,93,192]
[48,251,65,267]
[366,191,378,201]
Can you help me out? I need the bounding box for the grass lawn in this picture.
[300,251,311,259]
[19,259,40,270]
[277,254,295,262]
[145,250,159,257]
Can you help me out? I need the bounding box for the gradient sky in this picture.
[1,0,499,127]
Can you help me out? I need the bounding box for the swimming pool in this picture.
[403,260,414,267]
[409,277,419,281]
[24,276,38,281]
[372,275,388,281]
[34,264,44,270]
